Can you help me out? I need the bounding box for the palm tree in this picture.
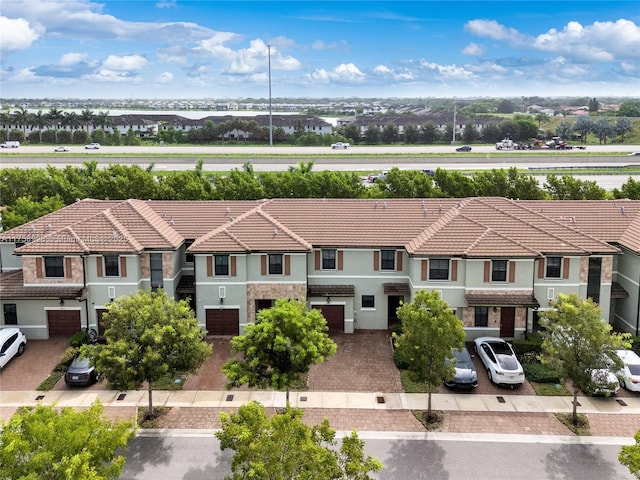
[31,110,51,143]
[62,111,81,138]
[80,108,95,133]
[46,108,64,143]
[12,107,31,138]
[94,111,113,133]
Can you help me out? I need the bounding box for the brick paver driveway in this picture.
[0,338,68,390]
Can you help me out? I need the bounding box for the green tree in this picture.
[574,116,593,143]
[544,174,607,200]
[403,123,420,144]
[592,118,614,144]
[381,122,399,143]
[613,178,640,200]
[216,402,382,480]
[555,120,573,140]
[496,99,516,114]
[375,167,436,198]
[12,106,31,138]
[420,122,439,143]
[462,122,480,143]
[81,289,211,417]
[0,402,135,480]
[341,123,361,144]
[433,169,476,197]
[539,293,630,424]
[620,430,640,479]
[588,97,600,113]
[0,195,65,230]
[393,290,465,420]
[363,125,381,144]
[222,299,337,406]
[615,117,633,143]
[618,100,640,118]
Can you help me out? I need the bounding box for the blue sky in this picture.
[1,0,638,99]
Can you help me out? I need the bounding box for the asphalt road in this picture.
[118,432,634,480]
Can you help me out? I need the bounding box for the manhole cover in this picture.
[376,396,385,404]
[226,394,234,402]
[300,396,307,402]
[496,396,506,403]
[117,393,126,401]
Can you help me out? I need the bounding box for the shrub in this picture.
[523,361,560,383]
[69,330,89,347]
[630,336,640,355]
[393,349,409,369]
[512,334,543,356]
[58,347,79,368]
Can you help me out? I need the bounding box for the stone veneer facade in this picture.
[246,283,307,324]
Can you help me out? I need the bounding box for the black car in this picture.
[455,145,472,152]
[444,346,478,389]
[65,356,99,387]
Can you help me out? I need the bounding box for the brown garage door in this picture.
[314,305,344,333]
[47,310,81,337]
[206,309,240,336]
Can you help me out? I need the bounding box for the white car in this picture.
[0,327,27,369]
[54,146,70,152]
[587,357,620,396]
[615,349,640,392]
[473,336,525,387]
[84,142,101,149]
[331,142,350,150]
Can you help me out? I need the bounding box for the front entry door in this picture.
[387,295,404,329]
[500,307,515,338]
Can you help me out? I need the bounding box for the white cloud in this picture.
[154,71,173,84]
[86,70,142,83]
[59,52,91,66]
[221,39,301,75]
[0,16,40,53]
[155,1,177,8]
[418,60,475,80]
[373,65,392,74]
[461,42,485,57]
[372,65,414,81]
[102,54,149,71]
[465,19,527,44]
[309,63,366,84]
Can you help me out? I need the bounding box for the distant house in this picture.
[2,198,638,341]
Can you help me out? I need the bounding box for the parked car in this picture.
[54,146,70,152]
[84,143,100,149]
[444,346,478,389]
[615,349,640,392]
[455,145,472,152]
[586,356,620,396]
[0,141,20,148]
[473,337,525,387]
[65,356,99,386]
[0,327,27,369]
[331,142,350,150]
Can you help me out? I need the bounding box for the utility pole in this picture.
[452,104,456,145]
[268,44,273,146]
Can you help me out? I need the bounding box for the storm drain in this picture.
[496,396,506,404]
[376,396,385,404]
[35,395,45,401]
[300,396,307,402]
[225,394,234,402]
[116,393,126,401]
[616,399,628,407]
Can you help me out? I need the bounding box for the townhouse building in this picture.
[1,197,639,341]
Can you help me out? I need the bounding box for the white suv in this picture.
[0,327,27,369]
[84,143,101,149]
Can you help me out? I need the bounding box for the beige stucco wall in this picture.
[22,256,83,284]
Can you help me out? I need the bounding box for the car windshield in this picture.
[453,348,472,365]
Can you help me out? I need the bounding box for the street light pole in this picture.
[268,44,273,146]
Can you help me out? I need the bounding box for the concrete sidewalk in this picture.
[2,389,639,414]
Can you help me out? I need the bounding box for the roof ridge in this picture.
[101,209,144,252]
[122,199,182,246]
[255,208,313,250]
[190,203,264,249]
[460,214,541,256]
[406,200,465,253]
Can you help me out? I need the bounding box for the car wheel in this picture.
[17,343,25,355]
[487,368,493,383]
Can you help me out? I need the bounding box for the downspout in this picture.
[636,260,640,336]
[81,255,90,330]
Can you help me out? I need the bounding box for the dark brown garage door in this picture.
[206,309,240,336]
[47,310,81,337]
[314,305,344,333]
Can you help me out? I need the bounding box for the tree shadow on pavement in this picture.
[545,444,623,480]
[383,439,449,480]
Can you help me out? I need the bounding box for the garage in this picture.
[206,308,240,336]
[314,305,344,333]
[47,310,81,337]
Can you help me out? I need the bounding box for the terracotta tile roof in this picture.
[0,270,84,299]
[465,290,540,307]
[190,205,312,253]
[383,283,411,294]
[307,284,355,297]
[519,199,640,253]
[107,200,183,249]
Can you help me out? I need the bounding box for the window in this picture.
[215,255,229,276]
[546,257,561,278]
[380,250,395,271]
[150,253,163,290]
[269,254,283,275]
[104,255,120,277]
[322,249,336,270]
[3,304,17,325]
[429,259,449,280]
[362,295,375,308]
[44,256,64,278]
[491,260,508,282]
[475,307,489,327]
